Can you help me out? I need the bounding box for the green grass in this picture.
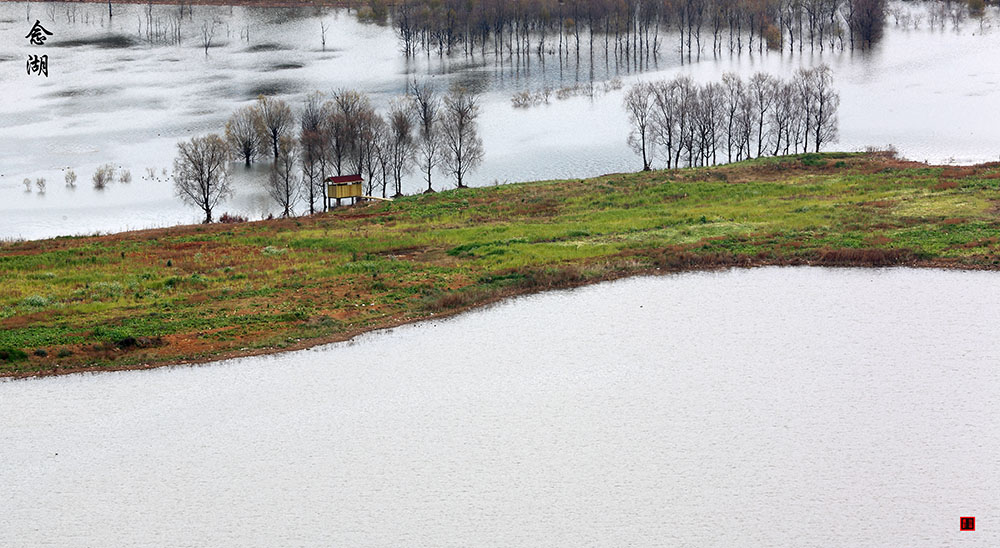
[3,152,1000,376]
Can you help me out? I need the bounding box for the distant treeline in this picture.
[388,0,899,59]
[623,67,840,171]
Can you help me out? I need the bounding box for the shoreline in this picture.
[2,259,994,381]
[5,152,1000,379]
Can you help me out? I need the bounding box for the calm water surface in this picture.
[1,2,999,239]
[2,267,998,546]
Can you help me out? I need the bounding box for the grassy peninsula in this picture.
[4,152,1000,377]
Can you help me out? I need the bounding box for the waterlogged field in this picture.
[3,153,1000,376]
[1,1,999,239]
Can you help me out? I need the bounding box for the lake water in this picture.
[1,2,999,240]
[1,267,997,547]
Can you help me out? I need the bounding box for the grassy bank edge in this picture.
[1,258,972,381]
[4,152,1000,378]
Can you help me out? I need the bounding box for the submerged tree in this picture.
[225,105,262,166]
[253,95,294,161]
[172,134,232,224]
[201,20,216,55]
[847,0,887,49]
[92,164,116,190]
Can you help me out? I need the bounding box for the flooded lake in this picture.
[1,267,997,546]
[1,1,999,240]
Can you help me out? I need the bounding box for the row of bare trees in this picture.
[624,66,840,171]
[393,0,890,61]
[173,84,484,223]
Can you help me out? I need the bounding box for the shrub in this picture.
[864,145,899,160]
[89,281,124,299]
[57,348,73,358]
[421,287,491,313]
[219,212,248,224]
[92,164,116,189]
[21,295,50,308]
[65,169,77,187]
[815,247,915,266]
[262,246,287,255]
[23,178,31,192]
[119,169,132,183]
[35,178,46,193]
[519,265,587,288]
[800,154,827,167]
[114,336,163,350]
[0,348,28,362]
[33,349,48,357]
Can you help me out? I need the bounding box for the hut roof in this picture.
[325,174,363,184]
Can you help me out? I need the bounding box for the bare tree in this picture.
[652,79,682,169]
[201,20,217,55]
[847,0,886,48]
[386,97,415,197]
[721,73,745,163]
[253,95,294,161]
[630,68,839,167]
[225,105,262,166]
[748,72,779,157]
[375,126,393,198]
[696,82,724,166]
[325,89,368,176]
[267,136,299,218]
[411,81,443,193]
[441,86,485,188]
[794,69,817,152]
[674,77,699,168]
[809,65,840,152]
[172,134,232,223]
[624,81,656,171]
[353,103,383,188]
[366,115,389,196]
[299,92,327,214]
[769,81,798,155]
[734,80,757,161]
